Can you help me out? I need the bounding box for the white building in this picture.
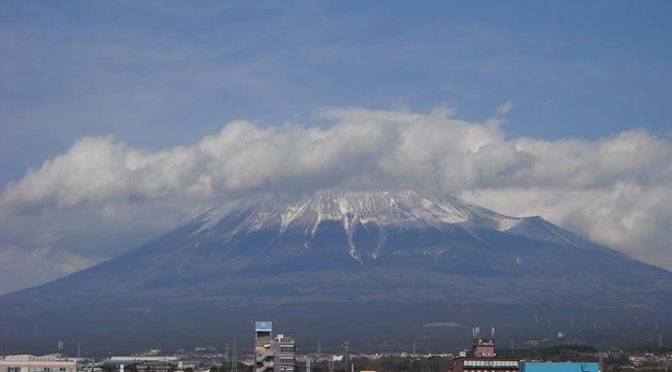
[0,355,87,372]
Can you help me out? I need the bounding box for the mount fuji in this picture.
[1,191,670,353]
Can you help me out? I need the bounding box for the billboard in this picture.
[255,321,272,332]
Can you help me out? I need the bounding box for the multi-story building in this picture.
[270,335,295,372]
[452,338,520,372]
[255,321,274,372]
[254,322,296,372]
[0,355,87,372]
[472,338,495,357]
[451,337,600,372]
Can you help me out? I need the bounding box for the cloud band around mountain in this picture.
[1,107,671,293]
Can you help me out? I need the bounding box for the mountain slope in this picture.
[1,191,670,353]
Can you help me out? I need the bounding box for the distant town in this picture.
[2,322,670,372]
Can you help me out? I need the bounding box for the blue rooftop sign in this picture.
[522,362,599,372]
[255,321,272,331]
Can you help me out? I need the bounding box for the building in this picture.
[472,338,495,358]
[521,363,599,372]
[255,321,274,372]
[254,321,296,372]
[269,335,296,372]
[0,355,88,372]
[452,335,520,372]
[101,356,181,372]
[134,361,173,372]
[453,357,521,372]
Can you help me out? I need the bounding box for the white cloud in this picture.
[496,100,515,115]
[1,106,671,293]
[459,184,672,269]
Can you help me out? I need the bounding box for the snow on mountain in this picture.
[196,190,512,232]
[190,190,598,261]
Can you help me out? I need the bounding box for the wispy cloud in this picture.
[496,100,515,116]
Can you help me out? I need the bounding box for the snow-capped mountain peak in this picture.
[189,190,601,262]
[196,190,519,235]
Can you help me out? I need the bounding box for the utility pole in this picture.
[412,340,416,355]
[231,338,238,372]
[344,342,350,372]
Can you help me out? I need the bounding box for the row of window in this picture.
[464,360,519,367]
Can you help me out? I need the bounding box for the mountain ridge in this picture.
[1,190,670,353]
[190,190,624,262]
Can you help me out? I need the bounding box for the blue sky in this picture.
[1,1,672,294]
[2,0,671,187]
